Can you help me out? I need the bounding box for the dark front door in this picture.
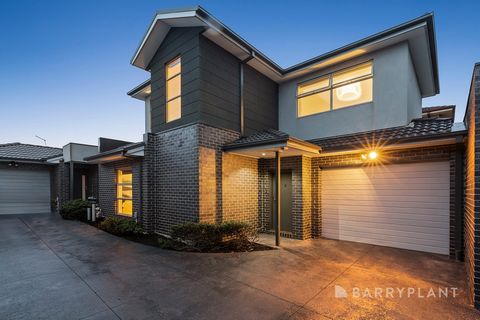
[271,171,292,232]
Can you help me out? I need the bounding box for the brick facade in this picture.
[464,63,480,309]
[97,159,142,219]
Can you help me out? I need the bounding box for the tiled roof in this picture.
[422,105,455,114]
[309,118,461,152]
[223,129,290,150]
[0,143,62,161]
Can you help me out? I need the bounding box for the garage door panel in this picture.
[322,199,448,210]
[322,188,448,197]
[0,168,51,214]
[322,213,449,228]
[322,217,449,238]
[324,233,448,255]
[322,194,449,203]
[322,170,450,180]
[322,207,450,222]
[321,161,450,254]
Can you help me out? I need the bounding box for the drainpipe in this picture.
[239,53,254,136]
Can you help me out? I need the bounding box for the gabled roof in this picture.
[131,6,439,97]
[309,118,464,152]
[0,143,62,161]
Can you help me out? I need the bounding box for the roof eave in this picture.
[319,131,465,154]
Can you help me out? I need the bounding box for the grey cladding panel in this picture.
[150,27,204,133]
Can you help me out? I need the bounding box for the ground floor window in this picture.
[115,168,132,216]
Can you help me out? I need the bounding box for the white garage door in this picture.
[0,168,51,214]
[321,161,450,254]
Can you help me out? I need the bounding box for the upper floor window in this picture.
[116,168,133,216]
[166,56,181,122]
[297,61,373,117]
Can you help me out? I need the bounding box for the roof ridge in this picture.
[7,143,62,150]
[0,142,21,147]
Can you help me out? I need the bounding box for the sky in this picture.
[0,0,479,147]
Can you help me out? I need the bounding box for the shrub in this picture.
[99,217,144,236]
[170,221,257,251]
[59,199,89,220]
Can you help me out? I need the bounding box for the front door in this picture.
[271,171,292,232]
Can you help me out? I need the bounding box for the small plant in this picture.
[170,221,257,251]
[99,217,144,236]
[59,199,89,220]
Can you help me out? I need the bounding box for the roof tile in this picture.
[0,143,62,161]
[309,118,457,151]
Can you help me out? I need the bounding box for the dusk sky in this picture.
[1,0,478,147]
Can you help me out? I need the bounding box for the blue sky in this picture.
[0,0,478,147]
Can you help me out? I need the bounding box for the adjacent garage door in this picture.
[0,168,51,214]
[321,161,450,254]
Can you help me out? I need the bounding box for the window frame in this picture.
[296,60,374,118]
[165,56,182,123]
[115,168,133,217]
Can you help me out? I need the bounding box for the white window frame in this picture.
[296,60,374,118]
[165,56,182,123]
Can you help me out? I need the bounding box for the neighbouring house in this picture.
[0,142,98,214]
[2,6,479,309]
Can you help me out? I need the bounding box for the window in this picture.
[166,57,181,122]
[115,169,132,216]
[297,61,373,117]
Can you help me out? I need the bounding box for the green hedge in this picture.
[170,221,257,251]
[59,199,89,220]
[99,217,144,236]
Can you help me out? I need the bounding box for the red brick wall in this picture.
[464,63,480,308]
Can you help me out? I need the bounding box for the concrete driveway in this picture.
[0,214,478,320]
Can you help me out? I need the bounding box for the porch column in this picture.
[275,151,281,246]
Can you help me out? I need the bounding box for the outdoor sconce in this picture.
[8,161,19,167]
[361,151,378,161]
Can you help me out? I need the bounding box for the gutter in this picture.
[84,142,145,162]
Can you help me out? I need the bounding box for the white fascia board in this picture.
[131,10,199,68]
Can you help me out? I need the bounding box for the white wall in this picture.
[279,42,422,140]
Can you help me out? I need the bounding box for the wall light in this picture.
[361,151,379,161]
[261,153,266,156]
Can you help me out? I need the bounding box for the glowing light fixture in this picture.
[361,151,379,161]
[336,83,361,101]
[261,152,266,156]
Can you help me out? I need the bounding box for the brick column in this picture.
[465,63,480,309]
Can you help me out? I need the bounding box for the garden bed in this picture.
[59,200,274,253]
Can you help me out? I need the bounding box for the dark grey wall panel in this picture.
[149,28,279,135]
[243,65,278,135]
[199,36,241,132]
[149,27,204,133]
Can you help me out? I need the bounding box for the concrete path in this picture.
[0,214,478,320]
